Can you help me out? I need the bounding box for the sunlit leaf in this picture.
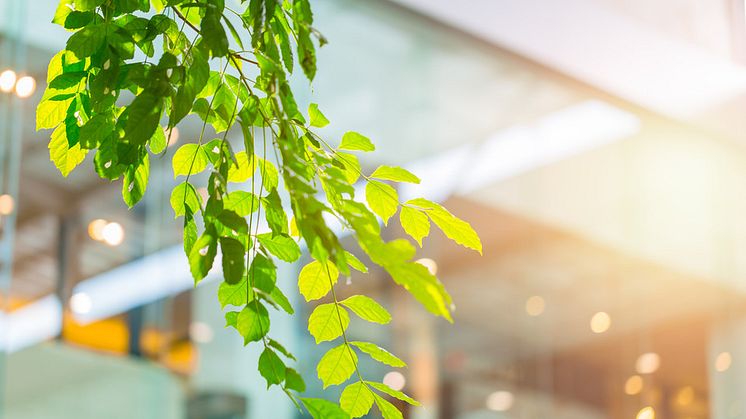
[317,344,357,388]
[298,259,339,302]
[308,303,349,344]
[340,295,391,324]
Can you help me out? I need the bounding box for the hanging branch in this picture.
[36,0,482,417]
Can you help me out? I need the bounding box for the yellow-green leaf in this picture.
[340,382,374,418]
[224,191,259,216]
[172,143,208,178]
[407,198,482,254]
[399,206,429,247]
[366,381,419,406]
[309,103,329,128]
[317,344,357,388]
[365,181,398,225]
[350,341,405,368]
[344,251,367,273]
[340,295,391,324]
[298,260,339,302]
[228,151,255,182]
[308,303,349,344]
[374,395,402,419]
[339,131,374,152]
[49,124,87,177]
[370,166,420,184]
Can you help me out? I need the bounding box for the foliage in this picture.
[37,0,482,416]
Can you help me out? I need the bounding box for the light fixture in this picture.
[415,258,437,275]
[715,351,732,372]
[101,221,125,246]
[486,391,514,412]
[87,218,108,241]
[167,126,180,146]
[0,69,16,93]
[14,75,36,98]
[636,352,661,374]
[70,292,93,315]
[0,194,14,215]
[383,371,406,391]
[590,311,611,333]
[636,406,655,419]
[525,295,545,316]
[189,322,214,344]
[624,375,643,395]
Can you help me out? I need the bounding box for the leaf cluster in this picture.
[37,0,482,417]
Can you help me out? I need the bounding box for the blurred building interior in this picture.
[4,0,746,418]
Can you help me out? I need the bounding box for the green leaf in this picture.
[201,7,229,57]
[258,347,286,387]
[284,368,306,392]
[257,158,279,191]
[224,191,259,216]
[335,153,360,184]
[218,274,252,308]
[349,341,405,368]
[268,338,296,361]
[339,132,375,152]
[298,259,339,302]
[366,382,419,406]
[66,24,106,59]
[365,181,398,225]
[227,151,255,182]
[266,287,292,315]
[308,103,329,128]
[149,126,167,154]
[407,198,482,254]
[317,344,357,388]
[370,166,420,184]
[340,295,391,324]
[49,124,87,177]
[257,233,301,262]
[339,382,374,418]
[37,96,74,130]
[224,310,239,328]
[250,254,276,293]
[122,154,149,208]
[220,237,246,284]
[387,262,452,322]
[399,207,430,247]
[189,228,218,283]
[344,251,367,273]
[123,92,163,146]
[374,395,402,419]
[308,303,349,344]
[173,143,209,177]
[237,302,270,344]
[302,398,350,419]
[78,113,114,149]
[170,182,202,217]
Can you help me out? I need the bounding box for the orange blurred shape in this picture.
[63,315,129,354]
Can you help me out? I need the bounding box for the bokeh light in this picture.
[636,352,661,374]
[383,371,406,391]
[0,69,16,92]
[525,295,545,316]
[486,391,514,412]
[14,75,36,98]
[590,311,611,333]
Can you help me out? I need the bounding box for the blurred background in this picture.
[3,0,746,418]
